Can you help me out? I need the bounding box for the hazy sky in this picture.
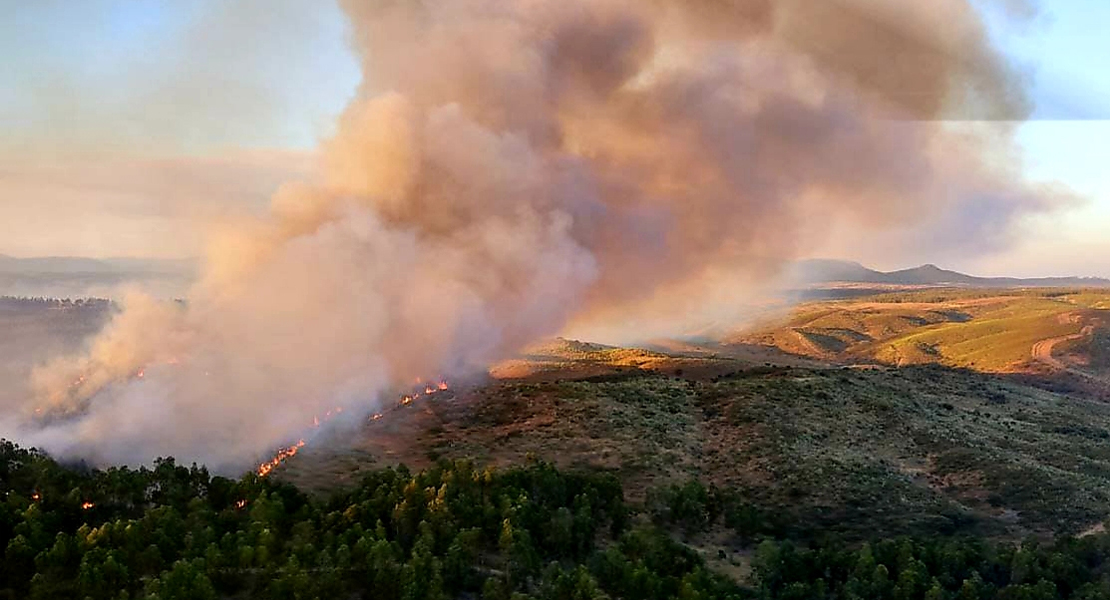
[0,0,1107,276]
[959,0,1110,278]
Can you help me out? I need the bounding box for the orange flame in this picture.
[256,439,305,477]
[257,379,452,474]
[235,499,248,509]
[369,379,451,423]
[31,492,41,502]
[81,502,94,510]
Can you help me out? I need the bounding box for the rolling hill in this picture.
[279,344,1110,541]
[791,259,1110,288]
[732,288,1110,373]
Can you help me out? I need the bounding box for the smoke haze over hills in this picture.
[1,0,1078,470]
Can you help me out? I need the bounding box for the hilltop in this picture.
[791,259,1110,289]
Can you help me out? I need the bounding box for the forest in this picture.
[5,440,1110,599]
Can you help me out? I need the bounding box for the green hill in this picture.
[282,361,1110,541]
[733,289,1110,373]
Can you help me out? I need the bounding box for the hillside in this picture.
[732,289,1110,373]
[12,439,1110,600]
[279,352,1110,542]
[11,297,1110,596]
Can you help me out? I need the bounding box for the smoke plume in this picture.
[10,0,1066,470]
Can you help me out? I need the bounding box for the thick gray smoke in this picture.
[8,0,1064,470]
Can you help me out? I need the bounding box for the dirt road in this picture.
[1031,326,1104,382]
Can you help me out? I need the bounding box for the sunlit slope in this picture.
[280,362,1110,539]
[734,290,1110,372]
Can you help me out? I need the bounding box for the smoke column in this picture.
[10,0,1065,470]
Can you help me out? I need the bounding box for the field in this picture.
[732,289,1110,373]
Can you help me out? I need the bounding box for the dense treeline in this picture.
[7,441,1110,599]
[650,480,1110,599]
[0,440,738,599]
[751,536,1110,600]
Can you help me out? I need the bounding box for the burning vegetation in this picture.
[255,440,305,478]
[254,380,451,477]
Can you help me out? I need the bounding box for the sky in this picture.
[948,0,1110,277]
[0,0,1107,277]
[0,0,358,259]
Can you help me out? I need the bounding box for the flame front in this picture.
[81,501,94,510]
[254,379,452,478]
[256,439,305,477]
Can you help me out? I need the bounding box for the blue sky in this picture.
[0,0,359,154]
[965,0,1110,276]
[0,0,1106,275]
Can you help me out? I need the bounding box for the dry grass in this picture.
[733,290,1110,374]
[278,346,1110,540]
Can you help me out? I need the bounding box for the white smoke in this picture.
[7,0,1068,470]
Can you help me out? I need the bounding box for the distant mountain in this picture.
[792,259,1110,288]
[0,256,197,298]
[0,255,196,275]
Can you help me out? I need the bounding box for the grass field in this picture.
[733,289,1110,373]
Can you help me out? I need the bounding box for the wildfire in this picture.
[256,439,305,477]
[81,501,94,510]
[31,492,41,502]
[369,380,451,424]
[235,499,248,509]
[254,379,451,478]
[136,368,145,379]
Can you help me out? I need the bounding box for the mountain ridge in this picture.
[0,255,196,275]
[792,259,1110,288]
